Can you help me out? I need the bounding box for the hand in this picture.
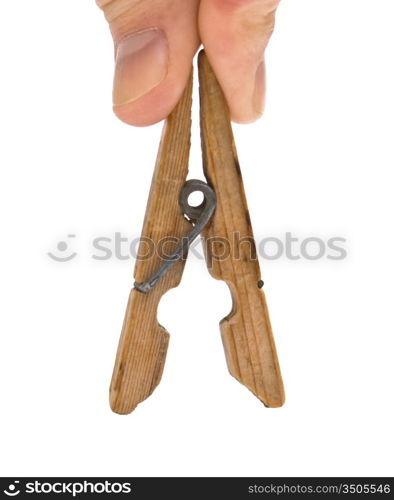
[97,0,281,126]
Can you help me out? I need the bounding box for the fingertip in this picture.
[113,105,165,127]
[112,94,177,127]
[112,61,193,127]
[200,0,277,124]
[202,50,266,124]
[230,111,263,125]
[230,105,264,124]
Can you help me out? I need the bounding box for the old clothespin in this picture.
[109,51,285,414]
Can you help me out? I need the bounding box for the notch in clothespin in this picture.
[109,51,285,415]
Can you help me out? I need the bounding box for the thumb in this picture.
[96,0,200,126]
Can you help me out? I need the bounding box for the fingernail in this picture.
[113,29,168,107]
[253,60,266,117]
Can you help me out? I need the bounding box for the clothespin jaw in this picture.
[109,51,284,415]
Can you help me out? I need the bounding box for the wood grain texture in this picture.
[198,51,285,407]
[109,75,193,414]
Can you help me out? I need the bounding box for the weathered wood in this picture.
[198,51,285,407]
[109,75,193,414]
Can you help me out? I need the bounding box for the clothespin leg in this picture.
[109,75,193,414]
[198,51,285,408]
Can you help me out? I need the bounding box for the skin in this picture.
[96,0,281,126]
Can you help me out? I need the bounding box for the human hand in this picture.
[96,0,281,126]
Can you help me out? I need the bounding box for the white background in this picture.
[1,0,393,477]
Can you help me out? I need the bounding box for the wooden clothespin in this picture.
[110,51,285,414]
